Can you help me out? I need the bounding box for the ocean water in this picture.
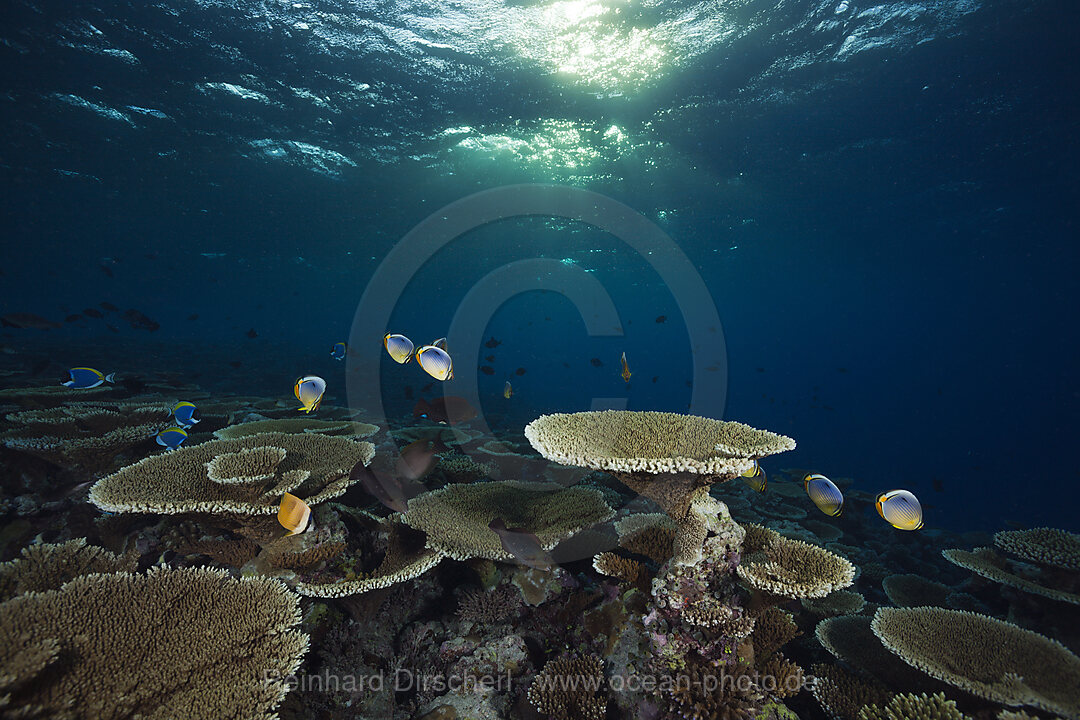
[1,0,1078,718]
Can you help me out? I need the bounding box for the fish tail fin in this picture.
[104,373,116,383]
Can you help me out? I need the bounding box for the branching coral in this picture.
[810,663,893,720]
[0,565,308,719]
[995,528,1080,571]
[858,693,971,720]
[871,607,1080,717]
[527,654,607,720]
[592,552,645,584]
[456,586,521,624]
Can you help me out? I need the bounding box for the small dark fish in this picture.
[350,461,408,514]
[0,313,61,329]
[484,337,501,348]
[246,328,258,339]
[837,367,848,373]
[756,367,765,373]
[652,376,658,383]
[590,358,603,367]
[228,360,243,368]
[99,264,114,278]
[83,308,104,319]
[99,302,118,312]
[489,518,552,570]
[420,382,434,394]
[480,365,495,375]
[64,314,83,323]
[562,362,570,368]
[655,315,666,323]
[485,355,495,362]
[932,478,944,493]
[124,309,160,332]
[397,439,442,481]
[187,314,199,321]
[515,367,526,376]
[403,385,414,400]
[413,396,479,424]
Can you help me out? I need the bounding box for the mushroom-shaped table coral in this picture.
[524,411,795,565]
[89,431,374,515]
[0,566,308,719]
[402,480,614,562]
[943,548,1080,606]
[871,606,1080,718]
[882,574,954,608]
[994,527,1080,572]
[0,538,137,601]
[802,589,866,617]
[737,524,856,599]
[214,417,379,440]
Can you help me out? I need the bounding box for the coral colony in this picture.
[0,397,1078,719]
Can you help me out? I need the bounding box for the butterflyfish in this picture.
[278,492,312,536]
[172,401,201,428]
[431,337,448,351]
[294,375,326,413]
[504,380,513,399]
[741,460,767,492]
[875,489,924,530]
[330,341,348,361]
[62,367,115,389]
[155,426,188,450]
[416,345,453,381]
[383,333,414,364]
[620,352,631,383]
[804,473,844,517]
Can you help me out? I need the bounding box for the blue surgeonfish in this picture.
[876,489,924,530]
[415,345,453,381]
[804,473,844,517]
[294,375,326,413]
[741,460,767,493]
[330,342,348,361]
[156,426,188,450]
[383,333,414,364]
[62,367,115,389]
[278,492,312,536]
[172,401,200,428]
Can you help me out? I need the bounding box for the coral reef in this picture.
[858,693,971,720]
[214,417,379,439]
[737,524,856,599]
[0,537,137,600]
[527,654,607,720]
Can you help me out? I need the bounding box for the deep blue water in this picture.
[1,0,1076,532]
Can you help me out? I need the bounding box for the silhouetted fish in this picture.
[187,314,199,321]
[655,315,666,323]
[0,313,61,329]
[246,328,258,338]
[396,438,444,481]
[485,355,495,362]
[99,302,118,312]
[413,396,479,424]
[480,366,495,375]
[350,461,408,513]
[484,337,501,348]
[83,308,104,319]
[652,376,658,383]
[228,360,243,368]
[756,367,765,373]
[64,314,82,323]
[125,309,160,332]
[590,358,603,367]
[489,518,552,569]
[515,368,526,376]
[99,263,114,278]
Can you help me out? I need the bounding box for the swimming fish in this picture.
[489,518,552,570]
[480,365,495,375]
[655,315,666,323]
[620,351,631,383]
[62,367,115,389]
[416,345,453,381]
[484,337,501,348]
[278,492,312,536]
[396,438,444,481]
[293,375,326,413]
[484,355,495,362]
[124,309,160,332]
[100,301,119,312]
[384,333,414,364]
[515,367,526,376]
[83,308,104,319]
[349,461,408,513]
[155,426,188,450]
[875,489,924,530]
[741,461,767,492]
[431,337,448,351]
[330,341,348,360]
[590,358,603,367]
[413,396,478,424]
[504,381,513,399]
[172,401,201,428]
[804,473,844,517]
